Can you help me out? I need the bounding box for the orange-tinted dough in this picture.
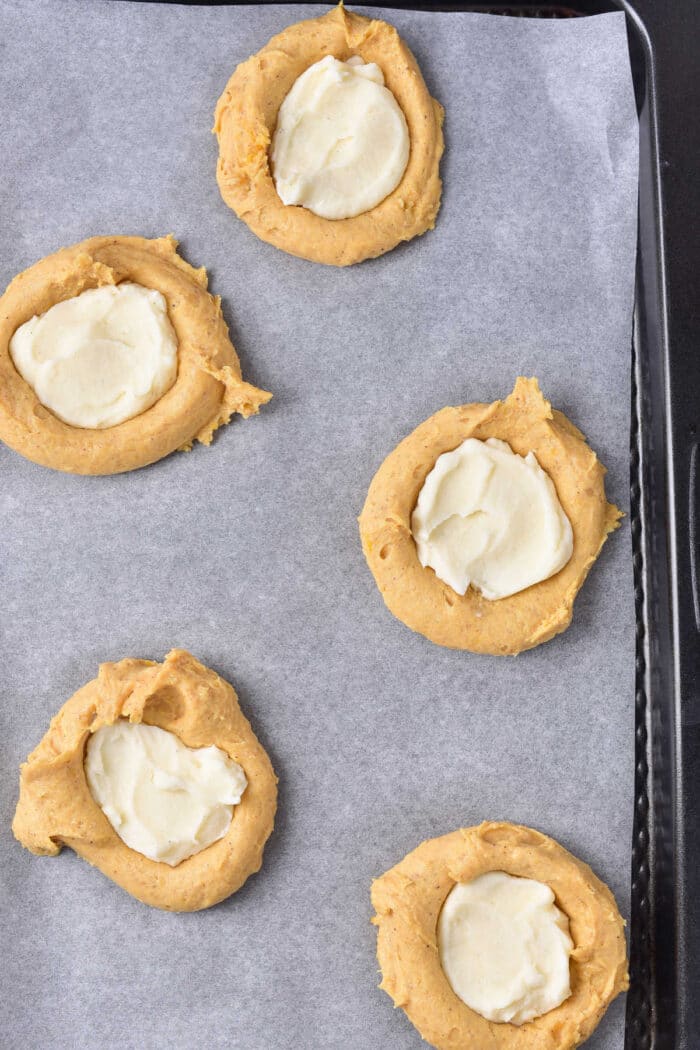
[372,822,628,1050]
[359,378,621,654]
[13,650,277,911]
[214,6,444,266]
[0,235,271,474]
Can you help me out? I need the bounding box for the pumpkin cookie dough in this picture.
[371,822,628,1050]
[12,650,277,912]
[214,5,444,266]
[0,235,271,474]
[359,378,621,654]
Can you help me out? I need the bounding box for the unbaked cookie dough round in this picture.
[359,377,621,655]
[12,649,278,912]
[0,235,272,474]
[214,5,444,266]
[371,822,628,1050]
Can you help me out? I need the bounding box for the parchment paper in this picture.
[0,3,638,1048]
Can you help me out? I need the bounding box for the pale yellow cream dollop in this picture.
[411,436,574,600]
[85,720,247,867]
[437,871,573,1025]
[9,282,178,429]
[271,55,410,220]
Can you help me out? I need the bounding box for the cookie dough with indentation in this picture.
[371,822,628,1050]
[12,650,277,911]
[0,235,271,474]
[214,5,444,266]
[359,378,621,654]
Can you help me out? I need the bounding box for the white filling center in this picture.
[411,437,574,600]
[85,721,247,867]
[438,871,573,1025]
[270,55,410,220]
[9,282,178,429]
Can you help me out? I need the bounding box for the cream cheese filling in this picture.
[270,55,410,220]
[411,437,573,600]
[85,721,247,866]
[438,871,573,1025]
[9,282,178,429]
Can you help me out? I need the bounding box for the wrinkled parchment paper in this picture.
[0,3,638,1047]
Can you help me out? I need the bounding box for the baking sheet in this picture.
[0,3,639,1048]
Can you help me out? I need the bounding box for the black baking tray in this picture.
[134,1,700,1046]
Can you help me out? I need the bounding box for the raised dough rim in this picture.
[213,5,445,266]
[358,377,622,654]
[371,821,630,1050]
[0,235,271,475]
